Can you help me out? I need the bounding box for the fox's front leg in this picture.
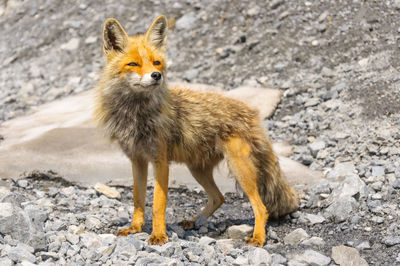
[117,157,148,236]
[148,155,169,245]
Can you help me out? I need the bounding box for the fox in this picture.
[94,15,299,247]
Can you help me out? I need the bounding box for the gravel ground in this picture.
[1,0,400,265]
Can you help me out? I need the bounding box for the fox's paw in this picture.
[116,225,142,236]
[179,220,195,230]
[148,233,168,245]
[245,236,265,247]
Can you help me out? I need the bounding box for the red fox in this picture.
[94,15,298,247]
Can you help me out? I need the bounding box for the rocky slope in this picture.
[1,0,400,265]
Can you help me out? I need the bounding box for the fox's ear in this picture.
[145,15,168,50]
[103,18,128,55]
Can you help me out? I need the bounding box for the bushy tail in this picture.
[250,132,299,219]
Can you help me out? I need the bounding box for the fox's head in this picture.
[102,16,168,93]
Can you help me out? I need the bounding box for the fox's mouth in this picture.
[126,72,163,89]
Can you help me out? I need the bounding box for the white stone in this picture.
[94,183,121,199]
[85,216,102,230]
[0,202,13,218]
[61,38,80,50]
[84,36,97,44]
[0,186,10,196]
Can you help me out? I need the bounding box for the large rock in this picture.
[331,245,368,266]
[322,162,367,222]
[0,202,45,251]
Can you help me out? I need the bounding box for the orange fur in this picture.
[95,16,298,247]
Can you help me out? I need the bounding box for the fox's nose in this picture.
[151,72,162,81]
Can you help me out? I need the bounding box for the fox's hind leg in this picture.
[222,136,269,247]
[180,164,225,230]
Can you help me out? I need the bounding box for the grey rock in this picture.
[272,253,287,264]
[115,235,145,253]
[293,249,331,266]
[298,154,313,166]
[384,236,400,247]
[324,196,358,223]
[215,239,235,254]
[331,81,349,92]
[7,243,36,263]
[85,215,102,230]
[133,232,150,242]
[198,236,216,246]
[17,179,29,188]
[371,181,383,191]
[0,257,12,266]
[247,248,272,265]
[198,226,208,234]
[301,236,325,248]
[184,69,199,82]
[371,166,385,176]
[233,255,248,265]
[304,213,325,225]
[66,232,80,245]
[25,208,48,230]
[0,202,13,219]
[160,241,183,257]
[146,244,163,254]
[284,228,310,245]
[308,140,326,157]
[270,0,284,9]
[331,245,368,266]
[395,0,400,9]
[80,232,102,249]
[321,67,336,77]
[60,38,80,51]
[356,241,371,250]
[0,203,44,250]
[1,192,28,207]
[287,260,308,266]
[304,98,320,107]
[99,233,116,246]
[227,224,253,240]
[38,251,59,261]
[168,224,186,239]
[325,167,366,210]
[371,193,382,200]
[194,215,207,229]
[371,216,384,224]
[51,220,67,231]
[327,162,357,180]
[80,248,101,261]
[393,179,400,189]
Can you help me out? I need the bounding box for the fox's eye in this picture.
[153,60,161,66]
[127,62,140,67]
